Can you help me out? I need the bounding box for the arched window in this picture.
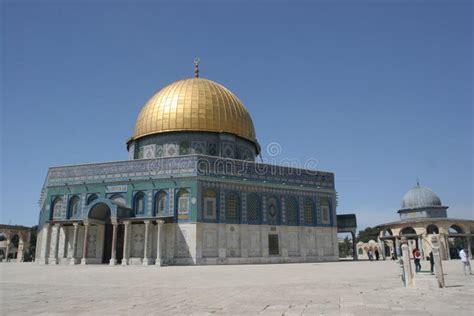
[87,194,98,205]
[400,227,417,235]
[448,225,464,234]
[155,191,167,216]
[247,193,261,224]
[267,196,280,225]
[134,192,146,216]
[286,196,299,226]
[303,198,315,226]
[68,196,80,219]
[52,197,63,219]
[203,189,217,220]
[426,224,439,235]
[226,192,240,223]
[177,189,190,214]
[320,197,331,224]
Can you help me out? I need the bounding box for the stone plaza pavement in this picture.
[0,260,472,315]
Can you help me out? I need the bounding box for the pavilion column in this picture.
[39,224,51,264]
[395,238,400,259]
[109,221,118,266]
[17,239,25,262]
[81,222,90,265]
[143,220,151,266]
[155,220,164,266]
[5,235,11,262]
[122,221,130,266]
[49,223,60,265]
[466,236,471,259]
[352,231,358,261]
[69,223,79,265]
[445,235,451,260]
[417,236,424,259]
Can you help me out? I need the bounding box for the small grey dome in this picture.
[401,183,442,209]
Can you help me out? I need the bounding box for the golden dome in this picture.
[132,78,257,145]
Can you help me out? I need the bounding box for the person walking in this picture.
[413,248,422,272]
[459,248,472,275]
[429,251,434,274]
[375,248,380,261]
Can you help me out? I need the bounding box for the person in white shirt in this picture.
[459,248,471,275]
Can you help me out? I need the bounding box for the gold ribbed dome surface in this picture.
[133,78,257,144]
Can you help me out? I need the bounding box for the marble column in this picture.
[5,236,10,262]
[417,236,424,259]
[395,237,400,259]
[49,224,60,265]
[445,235,451,260]
[70,223,79,265]
[16,239,24,262]
[155,220,164,266]
[39,224,51,264]
[122,221,130,266]
[81,223,90,265]
[352,231,358,260]
[109,222,118,266]
[143,220,150,266]
[466,236,471,259]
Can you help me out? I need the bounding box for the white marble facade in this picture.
[36,222,338,265]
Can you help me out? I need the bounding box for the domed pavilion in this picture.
[35,61,339,266]
[376,182,473,261]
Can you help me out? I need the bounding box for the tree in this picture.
[338,236,353,258]
[356,226,380,243]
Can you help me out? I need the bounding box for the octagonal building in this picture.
[35,67,338,266]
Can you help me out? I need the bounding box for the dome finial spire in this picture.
[416,177,420,186]
[194,57,200,78]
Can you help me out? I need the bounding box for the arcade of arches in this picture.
[377,221,473,260]
[37,201,166,266]
[373,183,473,261]
[0,225,32,262]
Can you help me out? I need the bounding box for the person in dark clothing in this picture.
[429,251,434,274]
[375,249,380,261]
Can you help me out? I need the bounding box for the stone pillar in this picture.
[467,232,472,260]
[38,224,51,264]
[431,235,445,288]
[466,236,471,260]
[17,239,24,262]
[49,224,60,265]
[395,238,400,259]
[122,221,130,266]
[109,222,118,266]
[70,223,79,265]
[81,223,90,265]
[417,236,424,259]
[445,235,451,260]
[5,236,10,262]
[155,220,164,266]
[401,237,414,288]
[143,220,150,266]
[352,231,358,261]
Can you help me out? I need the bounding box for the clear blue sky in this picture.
[1,0,472,229]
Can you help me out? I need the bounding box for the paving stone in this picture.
[0,260,473,315]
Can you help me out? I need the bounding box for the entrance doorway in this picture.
[268,234,279,255]
[102,224,113,264]
[89,202,112,264]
